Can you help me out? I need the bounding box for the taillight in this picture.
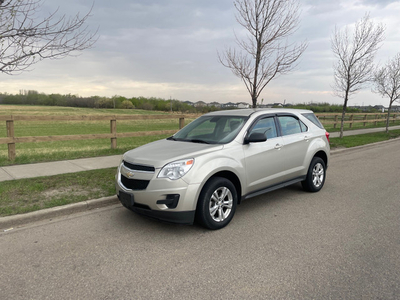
[325,131,330,143]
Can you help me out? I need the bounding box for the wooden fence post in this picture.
[349,115,354,128]
[110,119,117,149]
[334,115,338,129]
[363,114,367,127]
[6,119,16,161]
[179,117,185,129]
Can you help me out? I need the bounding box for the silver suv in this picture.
[116,109,330,229]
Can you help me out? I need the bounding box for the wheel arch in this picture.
[198,171,243,207]
[313,150,328,168]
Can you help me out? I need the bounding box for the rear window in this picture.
[302,113,324,129]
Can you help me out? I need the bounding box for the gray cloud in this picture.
[355,0,400,7]
[2,0,399,106]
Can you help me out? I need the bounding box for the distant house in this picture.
[183,101,194,106]
[373,105,386,112]
[237,102,250,109]
[194,101,206,107]
[391,106,400,112]
[222,102,238,108]
[208,102,221,107]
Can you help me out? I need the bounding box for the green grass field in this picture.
[0,105,196,165]
[1,104,399,166]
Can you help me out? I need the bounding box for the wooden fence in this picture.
[0,114,191,161]
[316,112,398,128]
[0,112,398,161]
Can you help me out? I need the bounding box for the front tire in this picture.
[196,177,238,230]
[302,157,326,192]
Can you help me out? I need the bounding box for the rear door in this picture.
[277,115,310,178]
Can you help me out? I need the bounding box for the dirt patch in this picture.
[41,186,102,200]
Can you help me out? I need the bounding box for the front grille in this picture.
[121,175,150,190]
[123,161,155,172]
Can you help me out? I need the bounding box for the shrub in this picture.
[121,100,134,109]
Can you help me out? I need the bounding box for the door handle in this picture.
[304,136,309,142]
[274,143,282,150]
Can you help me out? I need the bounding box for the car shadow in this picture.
[111,204,208,234]
[235,183,305,215]
[111,183,306,234]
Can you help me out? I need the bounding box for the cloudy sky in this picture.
[1,0,400,106]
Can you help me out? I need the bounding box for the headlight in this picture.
[158,159,194,180]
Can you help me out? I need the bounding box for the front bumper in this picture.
[118,193,195,225]
[115,163,200,225]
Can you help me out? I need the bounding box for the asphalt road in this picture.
[1,140,400,299]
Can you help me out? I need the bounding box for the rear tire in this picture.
[302,157,326,192]
[196,177,238,230]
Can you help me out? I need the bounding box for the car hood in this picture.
[122,139,224,168]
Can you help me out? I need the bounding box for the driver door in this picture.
[243,116,286,193]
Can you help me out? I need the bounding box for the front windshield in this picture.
[170,115,248,144]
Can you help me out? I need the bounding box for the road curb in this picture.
[0,196,119,231]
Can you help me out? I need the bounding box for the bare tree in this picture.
[0,0,97,75]
[373,53,400,133]
[219,0,307,108]
[331,14,385,138]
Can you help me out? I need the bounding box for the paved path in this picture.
[329,125,400,137]
[1,125,399,182]
[0,155,122,182]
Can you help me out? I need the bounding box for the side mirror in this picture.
[244,132,267,144]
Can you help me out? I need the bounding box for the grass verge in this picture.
[329,129,400,148]
[0,168,116,217]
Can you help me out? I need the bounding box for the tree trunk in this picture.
[386,101,393,133]
[339,96,348,139]
[252,94,257,108]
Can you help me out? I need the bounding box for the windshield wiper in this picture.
[167,136,190,142]
[168,136,210,144]
[189,139,210,144]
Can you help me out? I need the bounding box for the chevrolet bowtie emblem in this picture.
[125,171,135,178]
[122,165,135,178]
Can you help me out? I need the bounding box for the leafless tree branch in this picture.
[0,0,98,75]
[219,0,307,107]
[373,53,400,132]
[331,13,385,138]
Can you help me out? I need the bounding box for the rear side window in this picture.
[302,113,324,129]
[278,116,302,136]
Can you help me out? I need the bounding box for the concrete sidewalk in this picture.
[329,125,400,138]
[1,125,400,183]
[0,155,122,182]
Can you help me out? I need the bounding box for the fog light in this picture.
[157,194,180,209]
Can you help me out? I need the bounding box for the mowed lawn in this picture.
[0,105,196,166]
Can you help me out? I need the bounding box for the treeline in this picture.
[0,90,381,113]
[287,103,361,113]
[0,91,218,113]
